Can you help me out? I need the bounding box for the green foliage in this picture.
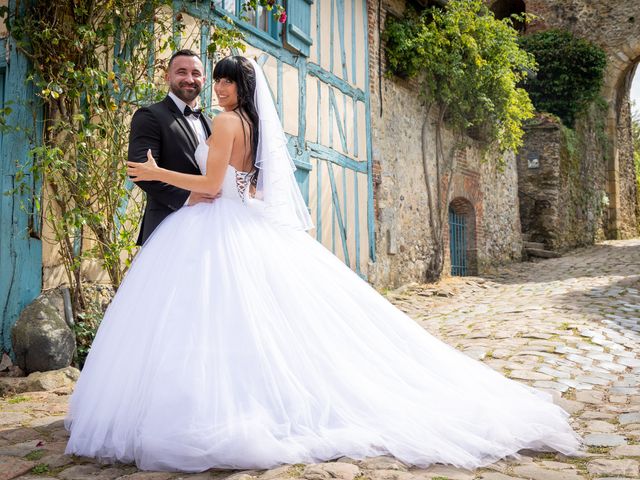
[383,0,536,154]
[7,395,30,404]
[381,10,423,79]
[519,29,607,127]
[74,297,104,369]
[30,464,50,475]
[25,449,46,461]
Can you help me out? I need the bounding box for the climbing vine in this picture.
[383,0,536,279]
[0,0,284,313]
[518,29,607,127]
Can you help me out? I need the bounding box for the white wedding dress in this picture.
[65,142,581,472]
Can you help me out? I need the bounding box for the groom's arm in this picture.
[128,107,190,210]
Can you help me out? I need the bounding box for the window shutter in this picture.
[284,0,313,56]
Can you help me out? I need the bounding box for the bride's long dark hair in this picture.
[213,56,259,174]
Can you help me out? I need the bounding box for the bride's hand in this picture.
[127,150,161,182]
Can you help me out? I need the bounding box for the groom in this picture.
[128,49,214,246]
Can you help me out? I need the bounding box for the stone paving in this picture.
[1,239,640,480]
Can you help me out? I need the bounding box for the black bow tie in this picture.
[183,106,202,119]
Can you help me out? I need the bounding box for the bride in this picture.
[64,55,581,472]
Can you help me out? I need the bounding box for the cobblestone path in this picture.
[1,239,639,480]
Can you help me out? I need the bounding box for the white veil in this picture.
[245,58,314,231]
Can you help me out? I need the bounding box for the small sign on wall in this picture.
[527,153,540,169]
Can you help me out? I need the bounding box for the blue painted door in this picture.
[449,207,467,276]
[0,35,43,356]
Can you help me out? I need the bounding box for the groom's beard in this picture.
[170,81,202,103]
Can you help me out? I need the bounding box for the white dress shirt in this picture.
[168,91,208,144]
[168,92,208,205]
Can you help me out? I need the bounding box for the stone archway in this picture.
[602,57,640,238]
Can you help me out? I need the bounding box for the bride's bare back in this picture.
[207,110,254,174]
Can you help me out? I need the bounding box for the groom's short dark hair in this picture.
[168,49,202,68]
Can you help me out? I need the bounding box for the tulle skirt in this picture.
[65,198,581,472]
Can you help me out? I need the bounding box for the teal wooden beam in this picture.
[352,96,358,158]
[342,165,347,261]
[172,0,182,49]
[200,23,213,114]
[328,87,333,149]
[0,0,42,355]
[331,187,336,253]
[297,57,307,147]
[330,0,335,74]
[296,56,310,204]
[343,92,348,153]
[351,0,357,86]
[336,0,349,82]
[316,0,322,65]
[257,53,269,67]
[307,62,365,102]
[327,161,350,266]
[307,142,367,173]
[316,79,322,242]
[328,88,348,153]
[316,157,322,242]
[316,79,322,145]
[277,59,283,120]
[147,19,155,81]
[354,171,360,274]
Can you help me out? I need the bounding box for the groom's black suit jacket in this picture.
[128,96,212,246]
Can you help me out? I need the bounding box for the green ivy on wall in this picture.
[519,29,607,127]
[383,0,535,154]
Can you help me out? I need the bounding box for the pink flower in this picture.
[279,11,287,23]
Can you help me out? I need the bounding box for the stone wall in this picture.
[520,0,640,238]
[478,150,523,268]
[517,111,609,251]
[616,93,640,238]
[366,0,523,288]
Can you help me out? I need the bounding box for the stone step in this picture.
[525,248,561,259]
[524,241,545,250]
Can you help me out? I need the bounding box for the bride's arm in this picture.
[127,114,235,195]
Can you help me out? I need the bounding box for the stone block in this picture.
[11,292,75,374]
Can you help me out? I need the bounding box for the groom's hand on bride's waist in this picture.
[186,191,220,206]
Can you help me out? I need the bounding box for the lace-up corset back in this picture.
[194,142,254,202]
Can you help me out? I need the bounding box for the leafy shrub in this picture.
[519,29,607,126]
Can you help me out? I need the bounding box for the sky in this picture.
[632,71,640,117]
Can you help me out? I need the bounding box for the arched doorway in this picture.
[448,198,477,276]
